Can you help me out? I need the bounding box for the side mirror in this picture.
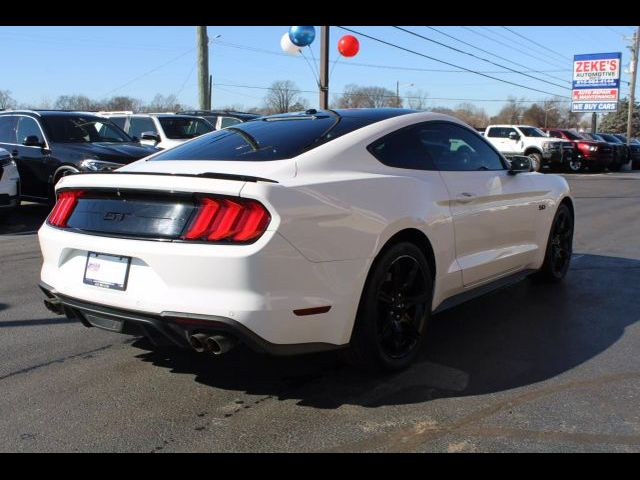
[508,132,520,141]
[508,155,532,174]
[140,131,160,143]
[23,135,44,147]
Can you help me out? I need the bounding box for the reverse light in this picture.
[47,190,85,228]
[182,196,271,243]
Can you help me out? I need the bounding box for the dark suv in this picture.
[176,110,260,130]
[0,110,159,203]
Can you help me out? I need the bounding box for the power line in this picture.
[336,26,570,98]
[215,39,572,75]
[461,26,567,70]
[393,26,570,90]
[501,26,572,62]
[478,27,570,69]
[424,26,571,83]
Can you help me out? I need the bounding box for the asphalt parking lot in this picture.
[1,172,640,452]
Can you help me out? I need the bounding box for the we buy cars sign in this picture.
[571,52,622,112]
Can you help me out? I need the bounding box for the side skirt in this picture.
[432,269,536,315]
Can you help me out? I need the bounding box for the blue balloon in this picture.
[288,26,316,47]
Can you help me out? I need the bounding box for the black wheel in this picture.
[533,203,574,283]
[566,157,583,173]
[347,242,433,372]
[528,152,542,172]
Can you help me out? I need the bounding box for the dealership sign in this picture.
[571,52,622,112]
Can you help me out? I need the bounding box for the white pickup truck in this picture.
[484,125,575,172]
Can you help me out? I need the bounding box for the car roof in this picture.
[0,109,107,119]
[259,108,417,122]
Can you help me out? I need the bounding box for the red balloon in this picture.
[338,35,360,57]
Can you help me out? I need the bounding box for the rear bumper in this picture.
[38,223,370,349]
[39,282,341,355]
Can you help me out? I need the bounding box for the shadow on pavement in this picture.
[0,203,51,236]
[133,253,640,408]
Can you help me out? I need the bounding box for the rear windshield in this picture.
[151,113,385,161]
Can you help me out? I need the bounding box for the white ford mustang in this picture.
[38,109,574,371]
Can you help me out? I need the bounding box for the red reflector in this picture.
[47,190,85,228]
[293,306,332,316]
[182,196,271,243]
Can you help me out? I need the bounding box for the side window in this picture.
[417,122,505,172]
[220,117,242,129]
[548,131,562,138]
[128,117,157,139]
[368,125,437,171]
[0,116,18,143]
[16,117,44,145]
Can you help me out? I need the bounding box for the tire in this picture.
[346,242,433,372]
[566,157,583,173]
[532,203,574,283]
[528,152,543,172]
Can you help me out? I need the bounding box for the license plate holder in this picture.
[83,252,132,291]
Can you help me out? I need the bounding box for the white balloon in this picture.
[280,32,302,55]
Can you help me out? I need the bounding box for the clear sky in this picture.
[0,25,636,115]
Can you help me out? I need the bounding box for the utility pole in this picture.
[591,112,597,133]
[625,26,639,169]
[396,81,400,107]
[209,74,213,110]
[319,26,329,109]
[197,26,209,111]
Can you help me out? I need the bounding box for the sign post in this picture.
[571,52,622,114]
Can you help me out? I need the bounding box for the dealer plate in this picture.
[83,252,132,291]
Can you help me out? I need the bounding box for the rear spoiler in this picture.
[85,171,278,184]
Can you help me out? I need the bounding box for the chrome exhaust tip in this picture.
[188,333,209,353]
[205,335,238,355]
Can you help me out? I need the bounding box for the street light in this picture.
[396,81,414,107]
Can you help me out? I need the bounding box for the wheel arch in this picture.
[524,147,543,156]
[375,228,436,282]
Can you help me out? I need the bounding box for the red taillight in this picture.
[47,190,85,228]
[182,196,271,243]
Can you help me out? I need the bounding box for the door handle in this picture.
[456,192,476,204]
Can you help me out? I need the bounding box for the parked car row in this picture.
[0,109,259,206]
[478,123,639,173]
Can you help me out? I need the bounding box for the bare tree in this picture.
[263,81,308,114]
[142,94,184,113]
[104,96,143,112]
[0,90,17,110]
[405,89,429,110]
[452,102,490,128]
[335,84,397,108]
[490,97,527,124]
[54,94,99,111]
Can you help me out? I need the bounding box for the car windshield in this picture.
[42,115,133,143]
[562,130,583,140]
[518,127,546,137]
[598,133,622,143]
[158,117,214,139]
[151,112,396,161]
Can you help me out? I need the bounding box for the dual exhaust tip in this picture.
[188,333,237,355]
